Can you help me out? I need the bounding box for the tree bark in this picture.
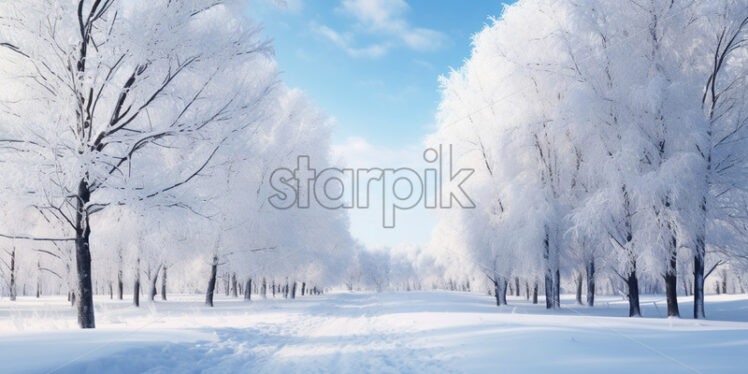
[149,267,159,301]
[627,269,641,317]
[161,266,167,301]
[244,278,252,301]
[693,252,705,319]
[133,260,141,308]
[231,272,238,297]
[291,281,297,299]
[544,273,553,309]
[575,272,583,305]
[492,280,501,306]
[205,255,218,307]
[665,249,680,318]
[532,281,538,304]
[665,237,680,317]
[554,269,561,308]
[720,269,727,294]
[74,180,95,328]
[262,278,267,298]
[501,278,508,305]
[301,282,306,296]
[117,267,124,300]
[8,247,16,301]
[586,257,595,307]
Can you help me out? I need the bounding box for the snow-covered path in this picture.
[2,291,748,373]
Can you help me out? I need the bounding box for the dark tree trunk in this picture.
[244,278,252,301]
[514,277,520,297]
[627,269,641,317]
[108,282,112,299]
[262,278,267,298]
[544,273,553,309]
[161,266,167,301]
[532,281,538,304]
[721,270,727,294]
[133,271,140,307]
[665,251,680,318]
[71,291,76,307]
[501,278,508,305]
[272,281,276,297]
[663,234,681,318]
[301,282,306,296]
[8,247,16,301]
[224,273,230,296]
[575,272,583,305]
[291,281,297,299]
[117,268,124,300]
[693,252,705,319]
[205,256,218,307]
[493,280,501,306]
[149,268,159,301]
[74,180,95,328]
[36,261,41,298]
[525,281,530,300]
[231,273,238,297]
[586,257,595,307]
[554,269,561,308]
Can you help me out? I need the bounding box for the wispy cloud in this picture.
[313,0,447,58]
[311,23,390,58]
[340,0,447,51]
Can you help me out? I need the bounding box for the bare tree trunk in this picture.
[514,277,520,297]
[525,281,530,300]
[665,249,680,318]
[224,273,230,296]
[291,281,297,299]
[262,278,267,298]
[501,278,508,305]
[117,268,124,300]
[244,278,252,301]
[575,272,583,305]
[117,249,124,300]
[231,273,238,298]
[74,180,95,328]
[161,266,167,301]
[108,282,112,299]
[301,282,306,296]
[8,247,16,301]
[36,260,41,298]
[586,257,595,307]
[554,269,561,308]
[532,281,538,304]
[149,267,160,301]
[205,256,218,307]
[133,262,141,307]
[627,269,641,317]
[693,252,705,319]
[492,280,501,306]
[720,269,727,294]
[544,273,553,309]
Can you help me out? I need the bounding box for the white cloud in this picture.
[339,0,447,52]
[311,23,389,58]
[312,0,447,58]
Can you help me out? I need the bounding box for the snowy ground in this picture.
[1,292,747,373]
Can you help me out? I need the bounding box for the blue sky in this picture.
[248,0,509,248]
